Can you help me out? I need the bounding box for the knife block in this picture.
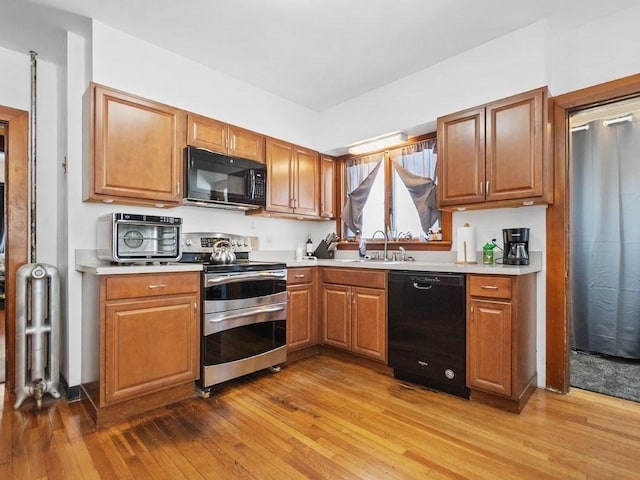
[313,240,335,259]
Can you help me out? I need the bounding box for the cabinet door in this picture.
[228,125,265,163]
[437,107,485,207]
[467,299,512,396]
[90,85,185,204]
[321,284,351,350]
[287,283,315,351]
[266,138,294,213]
[104,295,199,404]
[293,146,320,216]
[351,287,387,362]
[320,155,335,219]
[186,113,227,154]
[486,89,544,202]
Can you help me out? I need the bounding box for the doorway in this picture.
[568,98,640,402]
[547,73,640,396]
[0,105,29,392]
[0,123,5,383]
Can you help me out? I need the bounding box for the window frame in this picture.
[336,132,452,252]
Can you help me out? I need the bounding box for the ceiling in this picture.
[1,0,638,112]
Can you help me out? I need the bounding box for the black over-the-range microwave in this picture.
[183,145,267,210]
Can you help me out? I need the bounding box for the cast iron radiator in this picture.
[14,263,61,409]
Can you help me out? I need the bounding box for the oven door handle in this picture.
[205,271,286,286]
[208,303,287,323]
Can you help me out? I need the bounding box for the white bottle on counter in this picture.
[306,235,314,256]
[295,243,304,260]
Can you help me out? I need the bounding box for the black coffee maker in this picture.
[503,228,530,265]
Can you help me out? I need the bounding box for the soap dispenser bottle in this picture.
[356,230,367,258]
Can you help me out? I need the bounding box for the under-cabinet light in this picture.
[603,114,633,127]
[571,124,589,133]
[347,132,408,155]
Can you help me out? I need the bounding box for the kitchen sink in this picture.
[333,259,402,265]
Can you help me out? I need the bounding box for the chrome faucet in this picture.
[371,229,388,260]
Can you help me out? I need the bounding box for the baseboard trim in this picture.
[59,374,82,402]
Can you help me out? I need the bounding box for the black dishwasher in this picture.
[388,271,469,398]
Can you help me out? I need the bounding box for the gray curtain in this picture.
[341,154,383,235]
[571,113,640,359]
[389,139,440,233]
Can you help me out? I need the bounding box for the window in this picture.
[339,134,451,249]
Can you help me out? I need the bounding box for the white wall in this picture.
[0,46,31,111]
[550,5,640,96]
[0,46,59,266]
[316,21,549,153]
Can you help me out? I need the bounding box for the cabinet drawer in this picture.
[287,267,314,285]
[322,268,386,289]
[469,275,512,299]
[105,272,200,300]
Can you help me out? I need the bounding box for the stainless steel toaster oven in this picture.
[97,213,182,263]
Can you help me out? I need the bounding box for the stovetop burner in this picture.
[200,261,286,274]
[179,232,285,273]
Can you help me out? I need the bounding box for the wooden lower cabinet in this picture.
[81,271,200,427]
[286,268,318,351]
[321,268,387,363]
[466,274,536,412]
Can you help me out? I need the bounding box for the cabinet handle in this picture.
[148,284,167,289]
[481,285,499,290]
[176,182,180,196]
[294,274,305,278]
[194,303,197,311]
[486,181,489,194]
[480,181,483,195]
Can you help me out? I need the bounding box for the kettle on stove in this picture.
[211,239,236,264]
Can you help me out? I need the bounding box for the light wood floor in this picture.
[1,354,640,479]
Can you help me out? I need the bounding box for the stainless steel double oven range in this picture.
[180,232,287,397]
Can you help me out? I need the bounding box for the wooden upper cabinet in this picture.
[320,155,335,219]
[437,107,485,206]
[294,145,320,216]
[187,114,227,154]
[229,125,265,163]
[265,137,319,217]
[85,83,186,206]
[187,113,265,163]
[266,138,296,214]
[437,87,550,210]
[486,90,544,202]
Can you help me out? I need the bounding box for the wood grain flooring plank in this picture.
[2,355,640,479]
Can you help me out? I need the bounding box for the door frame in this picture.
[546,73,640,393]
[0,105,29,390]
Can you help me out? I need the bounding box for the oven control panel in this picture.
[181,232,255,253]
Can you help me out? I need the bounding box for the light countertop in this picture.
[76,249,542,276]
[255,250,542,276]
[75,250,203,275]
